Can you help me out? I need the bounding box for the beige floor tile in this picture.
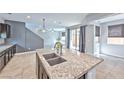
[96,54,124,79]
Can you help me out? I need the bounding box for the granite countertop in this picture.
[0,51,37,79]
[0,44,15,53]
[36,49,104,79]
[0,48,103,79]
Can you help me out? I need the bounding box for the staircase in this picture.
[5,20,44,53]
[25,23,60,48]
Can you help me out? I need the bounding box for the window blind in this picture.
[108,24,124,37]
[95,26,100,37]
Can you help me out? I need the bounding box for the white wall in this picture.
[100,19,124,58]
[5,20,44,53]
[26,23,62,48]
[36,31,60,48]
[81,14,114,55]
[85,25,95,55]
[83,14,116,55]
[66,13,114,54]
[0,17,4,23]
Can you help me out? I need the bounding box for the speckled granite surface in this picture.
[36,49,103,79]
[0,48,103,79]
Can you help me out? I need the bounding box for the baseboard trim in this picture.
[101,53,124,59]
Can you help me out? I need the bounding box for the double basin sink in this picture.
[43,53,67,66]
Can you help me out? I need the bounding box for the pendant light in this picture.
[38,18,47,32]
[42,18,46,32]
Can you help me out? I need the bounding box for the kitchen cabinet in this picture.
[0,23,11,38]
[0,45,16,72]
[0,23,2,33]
[0,23,5,33]
[36,54,49,79]
[5,50,9,63]
[6,24,11,38]
[0,23,6,33]
[40,61,49,79]
[0,52,5,71]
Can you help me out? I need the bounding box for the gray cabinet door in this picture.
[0,55,4,71]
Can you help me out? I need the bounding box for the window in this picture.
[95,26,101,54]
[70,28,80,50]
[108,38,124,45]
[95,26,100,43]
[95,26,100,37]
[61,32,66,47]
[107,24,124,45]
[62,32,65,36]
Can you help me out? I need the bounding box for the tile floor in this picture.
[0,51,37,79]
[96,54,124,79]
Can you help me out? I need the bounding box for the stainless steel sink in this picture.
[43,53,66,66]
[43,53,59,60]
[47,57,66,66]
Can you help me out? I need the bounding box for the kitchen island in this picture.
[0,48,103,79]
[36,49,103,79]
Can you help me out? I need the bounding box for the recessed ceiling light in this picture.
[8,13,12,15]
[27,16,31,19]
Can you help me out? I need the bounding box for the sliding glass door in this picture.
[70,28,80,50]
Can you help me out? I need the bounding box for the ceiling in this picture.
[0,13,88,28]
[93,13,124,23]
